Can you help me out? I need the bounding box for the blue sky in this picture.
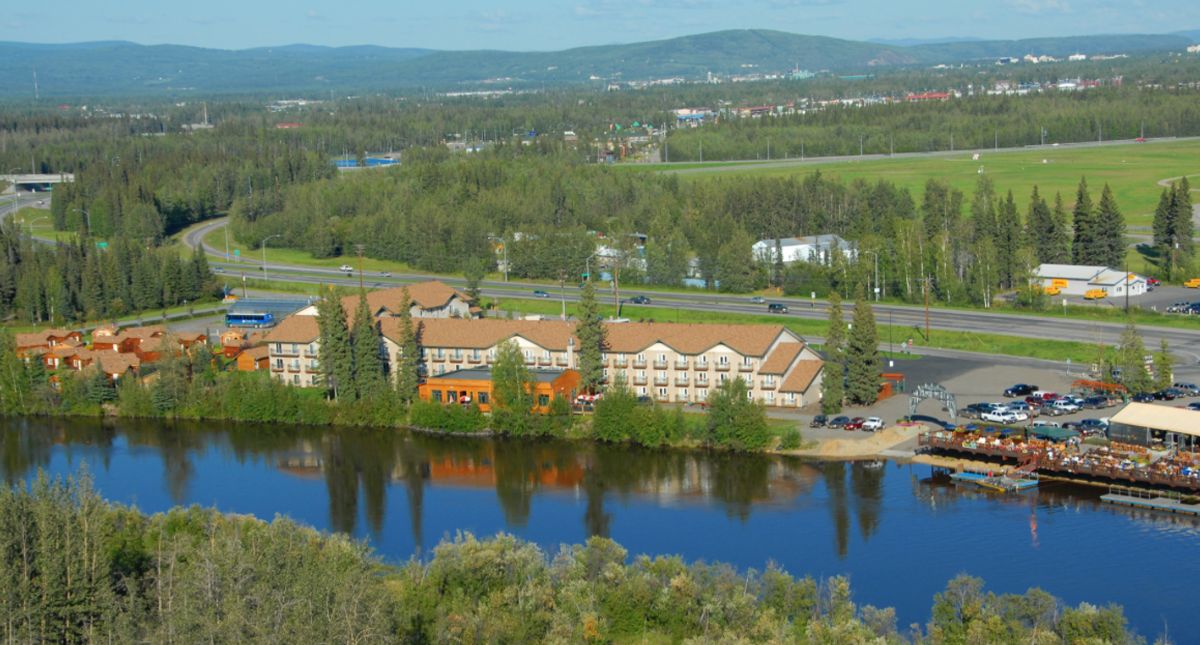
[4,0,1197,50]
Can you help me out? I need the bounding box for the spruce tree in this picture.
[463,258,484,303]
[575,279,606,393]
[351,290,386,397]
[996,190,1022,288]
[1153,339,1175,392]
[1171,178,1194,275]
[1071,178,1095,265]
[1152,188,1173,253]
[393,288,420,405]
[969,175,997,243]
[316,287,354,401]
[1047,192,1072,264]
[1116,323,1150,394]
[1026,186,1052,263]
[845,297,880,406]
[1094,184,1126,268]
[821,292,846,414]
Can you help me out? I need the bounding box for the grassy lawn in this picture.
[644,139,1200,227]
[497,297,1099,363]
[204,225,428,274]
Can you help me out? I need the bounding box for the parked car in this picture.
[532,290,550,298]
[1004,383,1038,398]
[981,410,1018,424]
[1006,402,1038,418]
[1029,420,1061,429]
[862,417,885,432]
[629,295,651,305]
[828,416,850,429]
[1023,395,1046,408]
[1083,288,1107,300]
[1051,399,1081,414]
[1147,277,1161,287]
[750,296,766,304]
[1185,278,1200,289]
[810,414,828,428]
[339,264,354,272]
[1001,407,1029,421]
[1132,392,1156,403]
[844,417,866,431]
[380,271,391,278]
[1173,383,1200,396]
[962,403,994,419]
[1082,396,1113,410]
[1188,402,1200,411]
[1071,418,1109,436]
[1154,389,1180,401]
[767,303,789,313]
[1032,391,1058,401]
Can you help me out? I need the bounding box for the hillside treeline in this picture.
[666,89,1200,161]
[0,225,219,324]
[232,153,1157,306]
[0,474,1145,644]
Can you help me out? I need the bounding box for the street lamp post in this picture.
[260,234,282,283]
[23,215,48,236]
[864,250,880,302]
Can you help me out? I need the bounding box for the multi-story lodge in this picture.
[293,280,479,320]
[264,292,824,407]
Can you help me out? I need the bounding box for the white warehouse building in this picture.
[752,234,856,265]
[1035,264,1148,297]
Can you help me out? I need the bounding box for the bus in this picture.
[225,311,275,328]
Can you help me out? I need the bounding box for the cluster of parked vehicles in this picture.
[1166,301,1200,314]
[810,415,884,432]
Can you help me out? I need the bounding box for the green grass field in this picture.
[652,139,1200,227]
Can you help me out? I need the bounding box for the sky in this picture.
[2,0,1197,51]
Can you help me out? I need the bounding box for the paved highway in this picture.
[186,217,1200,360]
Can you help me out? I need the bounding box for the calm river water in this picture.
[1,416,1196,639]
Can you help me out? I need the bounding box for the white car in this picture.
[1051,400,1080,414]
[862,417,884,432]
[1029,420,1061,429]
[339,264,354,272]
[981,410,1018,424]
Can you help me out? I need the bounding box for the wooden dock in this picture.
[950,470,1039,492]
[1100,492,1200,516]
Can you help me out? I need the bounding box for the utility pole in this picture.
[766,137,771,161]
[355,243,366,291]
[889,134,894,156]
[924,276,931,342]
[859,135,864,156]
[994,129,998,150]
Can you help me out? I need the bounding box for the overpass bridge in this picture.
[0,173,74,192]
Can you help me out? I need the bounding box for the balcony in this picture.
[654,376,669,386]
[674,359,689,370]
[694,361,709,371]
[271,365,284,373]
[760,380,777,390]
[656,392,670,402]
[537,358,552,367]
[675,376,689,386]
[715,362,731,372]
[695,380,709,388]
[653,360,668,370]
[450,355,464,363]
[468,355,482,364]
[275,347,300,357]
[287,365,301,373]
[554,356,568,367]
[738,363,754,373]
[613,358,628,368]
[633,359,647,369]
[303,350,319,359]
[633,376,647,386]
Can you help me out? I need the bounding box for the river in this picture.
[1,416,1196,639]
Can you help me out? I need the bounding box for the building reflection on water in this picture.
[19,416,1199,558]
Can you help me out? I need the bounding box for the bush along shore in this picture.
[0,473,1147,644]
[0,330,799,454]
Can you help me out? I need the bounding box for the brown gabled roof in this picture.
[264,315,321,343]
[779,360,823,394]
[341,280,471,324]
[96,352,140,375]
[381,318,575,350]
[242,345,271,360]
[121,325,166,340]
[15,328,82,348]
[604,323,788,357]
[759,343,804,375]
[376,318,793,358]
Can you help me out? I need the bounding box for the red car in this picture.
[1023,396,1045,408]
[1147,277,1161,287]
[844,417,865,431]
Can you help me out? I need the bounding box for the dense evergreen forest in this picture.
[0,225,219,324]
[0,474,1147,643]
[665,89,1200,161]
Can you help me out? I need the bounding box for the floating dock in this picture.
[1100,492,1200,516]
[950,470,1039,492]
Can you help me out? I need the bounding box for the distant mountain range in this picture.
[0,29,1195,99]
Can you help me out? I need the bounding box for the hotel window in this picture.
[698,372,707,383]
[746,390,754,400]
[432,390,442,402]
[453,349,462,360]
[538,394,550,407]
[471,349,481,361]
[787,393,796,404]
[657,387,668,398]
[765,391,775,403]
[697,389,707,401]
[308,343,316,355]
[697,355,708,365]
[764,375,775,386]
[290,343,298,354]
[637,353,645,362]
[718,355,729,365]
[435,348,445,359]
[308,359,318,371]
[274,343,282,354]
[478,392,489,405]
[524,350,533,362]
[638,387,647,396]
[678,388,689,400]
[719,373,727,384]
[275,359,283,369]
[436,365,445,375]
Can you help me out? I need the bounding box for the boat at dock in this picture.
[950,467,1039,493]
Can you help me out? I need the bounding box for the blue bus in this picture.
[225,311,275,328]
